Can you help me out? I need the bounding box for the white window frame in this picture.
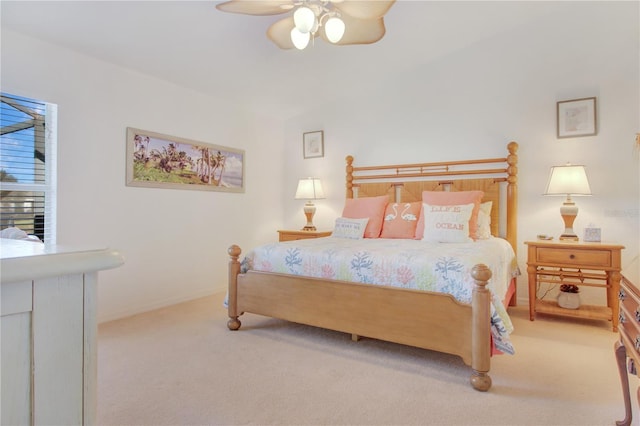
[0,94,57,243]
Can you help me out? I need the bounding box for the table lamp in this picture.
[295,177,325,231]
[544,163,591,241]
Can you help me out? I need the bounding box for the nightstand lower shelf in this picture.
[535,299,612,322]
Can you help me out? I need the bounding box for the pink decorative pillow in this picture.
[380,202,421,239]
[342,195,388,238]
[414,190,484,240]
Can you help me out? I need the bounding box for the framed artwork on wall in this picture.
[125,127,245,193]
[303,130,324,159]
[557,97,597,138]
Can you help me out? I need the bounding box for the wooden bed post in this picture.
[227,245,242,331]
[506,142,519,307]
[346,155,354,199]
[470,264,492,392]
[506,142,518,254]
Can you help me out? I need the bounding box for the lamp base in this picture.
[559,199,579,242]
[301,201,317,232]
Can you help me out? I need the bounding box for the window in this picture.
[0,93,57,243]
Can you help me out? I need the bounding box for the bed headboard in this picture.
[345,142,519,253]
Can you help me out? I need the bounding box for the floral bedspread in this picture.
[240,236,519,354]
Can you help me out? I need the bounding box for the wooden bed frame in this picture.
[227,142,519,391]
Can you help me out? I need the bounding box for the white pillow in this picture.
[332,217,369,240]
[422,203,474,243]
[477,201,493,239]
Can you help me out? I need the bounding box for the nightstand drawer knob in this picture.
[620,289,627,301]
[620,311,626,324]
[635,336,640,352]
[569,254,576,259]
[635,308,640,323]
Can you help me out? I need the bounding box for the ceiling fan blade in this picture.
[320,15,386,45]
[266,17,296,49]
[331,0,396,20]
[267,16,319,50]
[216,0,293,16]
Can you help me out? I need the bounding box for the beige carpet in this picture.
[97,292,637,426]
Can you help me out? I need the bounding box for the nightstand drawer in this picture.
[536,247,611,267]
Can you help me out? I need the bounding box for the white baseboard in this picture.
[97,288,219,324]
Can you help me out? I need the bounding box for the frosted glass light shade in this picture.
[544,164,591,196]
[293,6,316,33]
[295,178,325,200]
[290,28,310,50]
[324,17,345,43]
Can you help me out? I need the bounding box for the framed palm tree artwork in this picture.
[126,128,245,193]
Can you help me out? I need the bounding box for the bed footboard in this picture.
[227,245,493,391]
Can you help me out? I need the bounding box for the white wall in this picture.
[2,2,638,320]
[282,2,640,303]
[1,30,285,322]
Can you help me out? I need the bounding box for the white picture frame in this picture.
[557,97,597,138]
[303,130,324,159]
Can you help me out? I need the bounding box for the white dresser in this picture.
[1,239,124,426]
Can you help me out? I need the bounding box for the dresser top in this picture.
[1,238,124,283]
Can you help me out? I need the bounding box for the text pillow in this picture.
[380,202,421,239]
[332,217,369,240]
[415,190,484,240]
[341,195,388,238]
[422,203,474,243]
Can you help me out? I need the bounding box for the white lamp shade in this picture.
[295,178,325,200]
[293,6,316,33]
[290,28,310,50]
[544,164,592,196]
[324,17,345,43]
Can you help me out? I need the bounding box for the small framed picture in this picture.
[584,227,601,242]
[557,97,597,138]
[303,130,324,159]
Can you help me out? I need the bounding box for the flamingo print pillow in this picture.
[380,202,422,239]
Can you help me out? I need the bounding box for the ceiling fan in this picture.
[215,0,396,50]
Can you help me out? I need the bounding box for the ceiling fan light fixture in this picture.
[293,6,316,33]
[324,16,345,43]
[216,0,396,50]
[290,27,310,50]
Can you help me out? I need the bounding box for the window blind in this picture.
[0,93,56,243]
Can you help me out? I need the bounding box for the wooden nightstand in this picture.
[525,240,625,331]
[278,229,332,242]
